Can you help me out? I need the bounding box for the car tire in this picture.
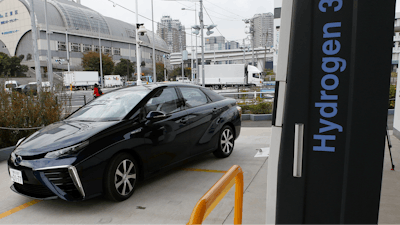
[104,153,139,201]
[213,125,235,158]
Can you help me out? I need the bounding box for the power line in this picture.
[204,0,245,19]
[106,0,200,39]
[200,4,243,21]
[203,5,224,37]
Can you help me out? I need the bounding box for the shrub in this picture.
[0,86,71,148]
[389,85,396,109]
[240,102,273,114]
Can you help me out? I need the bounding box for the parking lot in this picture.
[0,125,271,224]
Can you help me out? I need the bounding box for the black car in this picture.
[14,84,38,95]
[8,83,242,201]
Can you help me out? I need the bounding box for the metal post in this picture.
[242,39,246,63]
[128,44,131,84]
[181,28,184,79]
[66,29,70,72]
[195,2,198,84]
[44,0,53,91]
[29,0,42,93]
[98,19,103,88]
[163,56,167,81]
[151,0,156,82]
[200,0,205,87]
[135,0,142,86]
[251,19,255,66]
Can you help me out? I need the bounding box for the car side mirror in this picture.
[145,111,167,126]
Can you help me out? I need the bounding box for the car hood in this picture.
[14,120,120,156]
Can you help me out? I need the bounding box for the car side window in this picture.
[179,87,208,108]
[144,88,181,115]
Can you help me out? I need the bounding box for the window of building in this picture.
[103,47,112,54]
[113,48,121,55]
[94,45,99,53]
[58,41,67,51]
[83,44,91,52]
[71,43,81,52]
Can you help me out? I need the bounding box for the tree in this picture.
[82,52,114,75]
[169,67,191,81]
[156,62,165,82]
[114,59,135,79]
[0,53,28,77]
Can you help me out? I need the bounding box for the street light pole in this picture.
[135,0,142,86]
[44,0,53,90]
[91,16,104,88]
[200,0,205,87]
[151,0,156,82]
[66,29,70,72]
[98,19,103,88]
[29,0,42,94]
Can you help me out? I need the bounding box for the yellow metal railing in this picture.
[187,165,244,225]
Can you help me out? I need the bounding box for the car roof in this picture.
[120,82,205,91]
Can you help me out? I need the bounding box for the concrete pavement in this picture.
[0,119,398,224]
[0,126,271,224]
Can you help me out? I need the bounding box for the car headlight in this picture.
[44,141,89,159]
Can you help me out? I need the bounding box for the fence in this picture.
[187,165,244,225]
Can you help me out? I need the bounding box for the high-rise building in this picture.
[205,36,225,50]
[252,13,274,48]
[225,41,239,50]
[157,16,186,53]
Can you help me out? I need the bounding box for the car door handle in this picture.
[179,117,189,124]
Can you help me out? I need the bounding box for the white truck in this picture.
[104,75,123,87]
[198,64,263,89]
[63,71,99,90]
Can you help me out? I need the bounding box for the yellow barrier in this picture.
[187,165,244,225]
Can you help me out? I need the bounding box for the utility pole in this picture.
[29,0,42,94]
[135,0,142,86]
[98,20,103,88]
[242,39,246,63]
[200,0,205,87]
[44,0,53,91]
[251,19,255,66]
[151,0,156,82]
[91,16,103,88]
[66,29,70,72]
[180,27,184,79]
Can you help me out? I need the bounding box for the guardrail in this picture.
[218,91,275,99]
[187,165,244,225]
[58,95,88,105]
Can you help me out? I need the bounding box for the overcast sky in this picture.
[81,0,400,46]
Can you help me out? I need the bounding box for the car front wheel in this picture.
[213,125,235,158]
[104,153,138,201]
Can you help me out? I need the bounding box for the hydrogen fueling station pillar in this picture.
[267,0,395,224]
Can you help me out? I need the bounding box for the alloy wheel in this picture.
[114,159,137,196]
[220,129,234,154]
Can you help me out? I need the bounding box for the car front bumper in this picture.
[7,156,85,202]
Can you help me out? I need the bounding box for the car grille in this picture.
[43,168,81,198]
[18,153,47,160]
[14,183,55,198]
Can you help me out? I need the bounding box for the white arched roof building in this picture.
[0,0,169,71]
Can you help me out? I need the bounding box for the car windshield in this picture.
[6,84,16,88]
[68,88,150,121]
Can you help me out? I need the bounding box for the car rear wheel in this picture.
[104,153,138,201]
[213,125,235,158]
